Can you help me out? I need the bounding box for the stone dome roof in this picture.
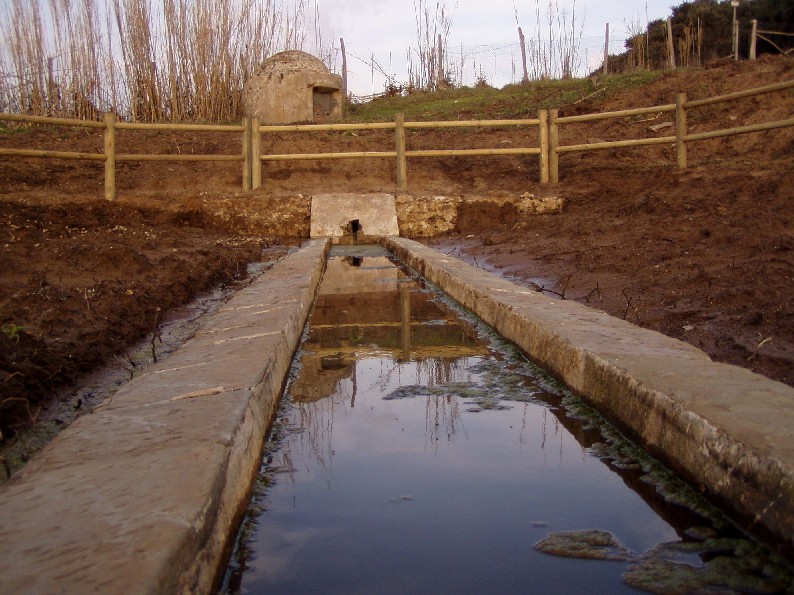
[256,50,331,76]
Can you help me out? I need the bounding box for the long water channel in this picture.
[222,245,793,594]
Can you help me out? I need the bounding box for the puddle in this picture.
[221,245,794,594]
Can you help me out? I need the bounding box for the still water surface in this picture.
[222,245,792,594]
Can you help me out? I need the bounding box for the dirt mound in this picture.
[456,201,520,233]
[426,155,794,387]
[0,198,291,436]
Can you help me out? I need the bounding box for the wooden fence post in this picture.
[242,117,252,192]
[340,38,349,111]
[603,23,610,76]
[103,112,116,201]
[539,109,549,184]
[666,18,676,69]
[395,113,407,191]
[518,26,529,83]
[437,34,444,88]
[251,117,261,190]
[749,20,758,60]
[548,109,559,183]
[676,92,688,169]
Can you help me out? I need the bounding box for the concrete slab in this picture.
[310,193,399,239]
[0,238,330,595]
[383,236,794,557]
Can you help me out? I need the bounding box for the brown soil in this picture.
[1,56,792,446]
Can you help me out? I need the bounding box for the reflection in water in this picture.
[222,246,794,595]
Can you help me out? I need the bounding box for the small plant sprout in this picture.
[2,323,24,342]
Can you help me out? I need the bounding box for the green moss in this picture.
[623,539,794,594]
[535,530,633,561]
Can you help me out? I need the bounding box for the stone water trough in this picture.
[0,194,792,593]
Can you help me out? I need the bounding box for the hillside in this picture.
[0,55,792,466]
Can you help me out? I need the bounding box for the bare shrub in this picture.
[0,0,336,122]
[407,0,456,91]
[677,18,704,68]
[620,8,644,71]
[518,0,584,81]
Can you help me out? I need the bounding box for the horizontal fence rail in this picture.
[0,79,791,198]
[555,136,676,153]
[554,105,676,124]
[255,114,549,190]
[0,148,105,160]
[260,151,398,161]
[547,78,794,181]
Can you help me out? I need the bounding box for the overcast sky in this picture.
[320,0,677,94]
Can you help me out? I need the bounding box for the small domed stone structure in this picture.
[242,50,343,124]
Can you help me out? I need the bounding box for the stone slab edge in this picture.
[383,236,794,555]
[310,193,399,239]
[0,238,330,595]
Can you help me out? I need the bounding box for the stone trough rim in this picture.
[0,235,792,595]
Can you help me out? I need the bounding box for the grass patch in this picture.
[345,70,667,123]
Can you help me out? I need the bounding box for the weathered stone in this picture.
[648,121,674,133]
[310,193,399,240]
[383,236,794,556]
[535,530,632,560]
[0,239,330,595]
[241,50,342,124]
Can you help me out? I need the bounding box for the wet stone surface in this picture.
[222,245,794,595]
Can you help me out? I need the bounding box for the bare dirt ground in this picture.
[1,56,792,455]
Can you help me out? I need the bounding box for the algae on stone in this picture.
[535,529,633,561]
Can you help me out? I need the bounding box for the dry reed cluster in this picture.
[517,0,584,81]
[0,0,331,122]
[407,0,454,91]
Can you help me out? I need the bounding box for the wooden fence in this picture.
[750,21,794,60]
[549,79,794,183]
[0,79,792,200]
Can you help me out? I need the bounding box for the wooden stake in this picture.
[539,109,549,184]
[549,109,559,183]
[395,113,407,191]
[667,18,676,69]
[104,112,116,201]
[243,117,252,192]
[437,34,444,88]
[518,27,529,83]
[750,20,758,60]
[252,117,261,190]
[340,38,348,105]
[676,93,688,169]
[603,23,610,76]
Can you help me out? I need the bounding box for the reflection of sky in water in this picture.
[225,251,768,594]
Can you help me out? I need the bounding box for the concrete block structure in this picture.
[242,50,343,124]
